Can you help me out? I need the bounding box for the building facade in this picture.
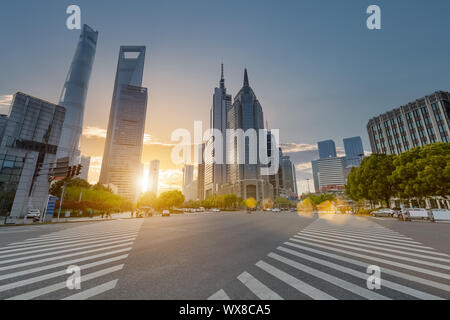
[79,155,91,182]
[57,24,98,165]
[224,69,272,201]
[205,64,232,198]
[99,46,148,202]
[318,140,337,159]
[367,91,450,155]
[148,160,159,195]
[343,136,364,167]
[315,157,347,192]
[197,144,205,200]
[0,93,65,222]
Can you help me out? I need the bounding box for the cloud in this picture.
[280,142,316,153]
[0,94,13,114]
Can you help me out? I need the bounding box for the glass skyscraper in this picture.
[99,46,148,202]
[343,136,364,167]
[318,140,337,159]
[57,24,98,165]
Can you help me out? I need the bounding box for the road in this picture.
[0,211,449,300]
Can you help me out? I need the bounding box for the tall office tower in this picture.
[314,157,347,193]
[99,46,148,202]
[182,165,194,192]
[225,69,272,201]
[148,160,160,195]
[318,140,337,159]
[367,91,450,155]
[205,64,233,198]
[311,160,320,193]
[0,92,65,223]
[57,24,98,165]
[280,155,298,197]
[343,136,364,167]
[79,155,91,181]
[182,165,197,200]
[197,143,205,200]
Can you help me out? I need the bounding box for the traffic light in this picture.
[76,164,82,176]
[53,157,70,180]
[71,166,77,177]
[66,166,73,178]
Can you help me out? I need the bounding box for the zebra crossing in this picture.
[0,219,143,300]
[209,217,450,300]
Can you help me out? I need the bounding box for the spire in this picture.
[243,68,249,87]
[220,63,225,89]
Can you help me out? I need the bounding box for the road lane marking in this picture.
[305,228,417,242]
[291,236,450,270]
[255,260,336,300]
[286,239,450,281]
[6,265,124,300]
[62,279,118,300]
[0,242,133,272]
[237,271,284,300]
[0,254,128,293]
[295,233,450,262]
[267,252,390,300]
[275,246,445,300]
[208,289,231,300]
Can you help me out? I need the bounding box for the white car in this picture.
[26,209,41,220]
[211,208,220,212]
[430,209,450,222]
[272,208,281,213]
[162,210,170,217]
[399,208,430,221]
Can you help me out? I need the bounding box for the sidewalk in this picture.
[0,212,133,226]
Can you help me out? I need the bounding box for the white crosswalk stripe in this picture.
[209,217,450,300]
[0,219,143,300]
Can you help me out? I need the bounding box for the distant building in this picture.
[0,92,65,223]
[311,160,320,193]
[148,160,160,195]
[318,140,337,159]
[99,46,148,202]
[205,64,232,198]
[343,136,364,167]
[182,165,197,201]
[197,144,205,200]
[315,157,347,192]
[367,91,450,155]
[224,69,272,201]
[280,154,298,197]
[79,155,91,182]
[57,25,98,165]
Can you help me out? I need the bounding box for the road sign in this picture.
[43,195,59,222]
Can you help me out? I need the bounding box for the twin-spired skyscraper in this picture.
[99,46,148,202]
[57,24,98,165]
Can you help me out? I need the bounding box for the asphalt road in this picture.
[0,211,449,300]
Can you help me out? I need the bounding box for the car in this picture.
[371,208,397,217]
[272,208,281,213]
[211,208,220,212]
[162,210,170,217]
[26,209,41,220]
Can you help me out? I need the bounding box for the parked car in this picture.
[162,210,170,217]
[272,208,281,213]
[371,208,397,217]
[211,208,220,212]
[26,209,41,221]
[430,209,450,222]
[398,208,431,221]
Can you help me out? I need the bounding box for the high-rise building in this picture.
[57,24,98,165]
[182,165,197,201]
[197,143,205,200]
[280,154,298,197]
[225,69,272,201]
[99,46,148,202]
[0,92,65,223]
[148,160,160,195]
[205,64,232,198]
[318,140,337,159]
[343,136,364,167]
[311,160,320,193]
[315,157,347,193]
[79,155,91,182]
[367,91,450,155]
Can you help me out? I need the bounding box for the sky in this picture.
[1,0,450,194]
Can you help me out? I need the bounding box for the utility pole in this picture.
[57,183,66,221]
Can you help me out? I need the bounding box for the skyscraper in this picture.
[205,64,232,198]
[0,92,65,223]
[197,143,205,200]
[79,155,91,182]
[343,136,364,167]
[99,46,148,202]
[225,69,272,201]
[148,160,160,195]
[318,140,337,159]
[57,24,98,165]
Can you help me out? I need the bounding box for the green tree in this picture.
[158,190,185,210]
[137,191,157,208]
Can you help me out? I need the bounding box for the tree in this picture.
[274,197,290,207]
[158,190,185,209]
[137,191,157,208]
